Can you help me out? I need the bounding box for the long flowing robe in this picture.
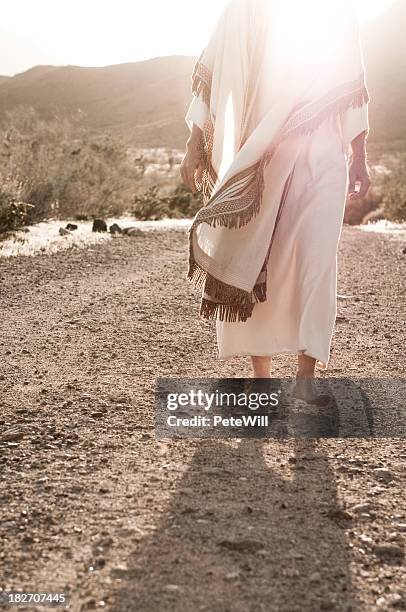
[185,0,370,367]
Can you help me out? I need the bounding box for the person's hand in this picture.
[348,156,371,201]
[180,136,205,195]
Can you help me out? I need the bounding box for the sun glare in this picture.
[357,0,394,19]
[266,0,394,75]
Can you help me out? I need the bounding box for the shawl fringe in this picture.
[187,232,266,323]
[188,58,370,322]
[191,52,212,108]
[191,59,369,235]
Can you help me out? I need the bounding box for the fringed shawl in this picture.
[187,0,369,322]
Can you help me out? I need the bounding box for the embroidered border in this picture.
[187,71,370,322]
[192,74,369,230]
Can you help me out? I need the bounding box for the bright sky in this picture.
[0,0,394,76]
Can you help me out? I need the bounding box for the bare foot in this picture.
[293,377,331,407]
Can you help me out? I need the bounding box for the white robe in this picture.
[185,93,369,367]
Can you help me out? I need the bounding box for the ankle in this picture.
[253,371,271,378]
[296,369,315,380]
[297,353,316,379]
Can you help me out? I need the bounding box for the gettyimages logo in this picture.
[155,378,406,439]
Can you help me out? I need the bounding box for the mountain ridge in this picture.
[0,3,404,149]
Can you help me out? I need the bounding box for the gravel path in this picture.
[0,226,405,611]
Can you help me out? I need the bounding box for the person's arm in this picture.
[180,124,205,194]
[181,87,209,194]
[348,129,371,200]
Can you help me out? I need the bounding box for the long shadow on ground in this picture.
[109,438,358,612]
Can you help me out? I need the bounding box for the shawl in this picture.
[187,0,370,322]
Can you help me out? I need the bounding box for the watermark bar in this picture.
[155,378,406,439]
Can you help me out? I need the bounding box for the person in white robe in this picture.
[180,0,371,402]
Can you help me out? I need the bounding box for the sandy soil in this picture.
[0,226,405,612]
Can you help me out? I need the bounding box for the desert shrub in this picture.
[0,176,34,234]
[344,159,405,225]
[0,107,132,231]
[56,140,131,218]
[382,153,406,222]
[132,183,203,220]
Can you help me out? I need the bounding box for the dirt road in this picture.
[0,226,405,611]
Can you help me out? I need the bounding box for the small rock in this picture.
[373,543,404,561]
[395,524,406,533]
[351,503,372,514]
[59,227,71,236]
[92,219,108,233]
[110,564,129,578]
[359,534,373,545]
[376,593,404,608]
[0,428,25,443]
[91,411,105,419]
[320,598,336,611]
[224,572,240,582]
[109,223,122,235]
[327,507,353,526]
[164,584,182,592]
[373,468,394,484]
[218,539,263,553]
[66,223,78,231]
[282,567,300,577]
[309,572,321,583]
[95,536,113,549]
[123,227,144,237]
[256,549,269,558]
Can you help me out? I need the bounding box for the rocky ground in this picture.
[0,226,405,612]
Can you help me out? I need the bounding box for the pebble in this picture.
[327,507,353,525]
[351,503,372,514]
[110,564,129,578]
[373,468,394,484]
[59,227,71,236]
[218,539,263,553]
[373,543,404,560]
[0,428,25,442]
[320,598,336,610]
[256,549,269,558]
[164,584,182,592]
[376,593,404,608]
[123,227,144,237]
[309,572,321,583]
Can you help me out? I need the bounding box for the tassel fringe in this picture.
[188,73,370,322]
[191,56,212,108]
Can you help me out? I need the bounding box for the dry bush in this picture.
[132,183,203,221]
[0,107,132,231]
[382,153,406,222]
